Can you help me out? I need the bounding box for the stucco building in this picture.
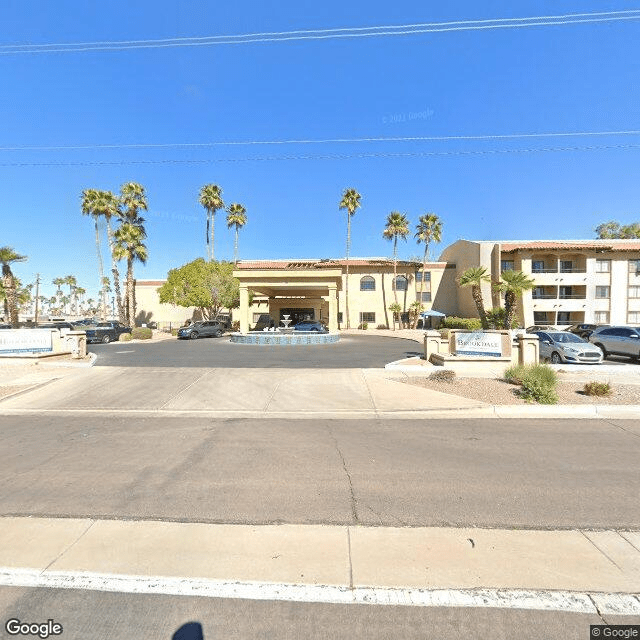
[134,238,640,330]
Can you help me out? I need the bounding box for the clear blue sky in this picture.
[2,1,639,301]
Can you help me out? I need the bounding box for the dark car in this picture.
[37,322,78,331]
[293,320,328,333]
[566,323,608,339]
[177,321,226,340]
[0,323,11,329]
[86,321,132,344]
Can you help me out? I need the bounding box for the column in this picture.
[328,286,338,333]
[239,286,250,334]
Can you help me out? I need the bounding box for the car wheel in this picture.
[551,352,562,364]
[102,335,111,344]
[189,331,199,340]
[595,343,608,358]
[214,330,223,338]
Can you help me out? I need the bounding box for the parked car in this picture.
[37,322,78,331]
[525,325,556,333]
[565,323,608,339]
[589,326,640,360]
[293,320,329,333]
[532,330,603,364]
[0,323,11,329]
[177,321,226,340]
[85,321,132,344]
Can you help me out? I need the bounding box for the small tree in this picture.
[388,302,402,331]
[158,259,240,320]
[494,270,535,329]
[457,267,491,329]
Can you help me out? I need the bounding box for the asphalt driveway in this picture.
[88,334,422,368]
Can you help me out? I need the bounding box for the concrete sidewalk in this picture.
[0,517,638,614]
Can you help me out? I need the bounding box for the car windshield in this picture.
[549,332,584,343]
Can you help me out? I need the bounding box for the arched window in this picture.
[393,275,408,291]
[360,276,376,291]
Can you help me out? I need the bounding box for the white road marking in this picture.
[114,350,135,353]
[0,568,638,614]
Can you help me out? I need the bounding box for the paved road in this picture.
[88,334,423,368]
[1,414,638,528]
[2,585,631,640]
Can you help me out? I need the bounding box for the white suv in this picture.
[589,326,640,360]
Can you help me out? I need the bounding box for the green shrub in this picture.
[504,363,558,404]
[519,379,558,404]
[118,332,132,342]
[377,324,389,330]
[358,322,369,330]
[428,369,456,382]
[132,327,153,340]
[442,316,483,330]
[583,381,612,397]
[485,307,520,329]
[170,328,179,336]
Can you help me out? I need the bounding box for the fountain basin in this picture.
[230,332,340,345]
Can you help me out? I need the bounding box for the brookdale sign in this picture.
[454,331,503,357]
[0,329,53,354]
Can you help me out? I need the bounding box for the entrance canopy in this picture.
[420,310,446,317]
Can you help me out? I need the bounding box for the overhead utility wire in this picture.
[2,129,640,152]
[1,9,639,54]
[1,143,639,167]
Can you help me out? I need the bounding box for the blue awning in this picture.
[420,310,446,317]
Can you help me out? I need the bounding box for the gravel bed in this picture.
[404,376,640,405]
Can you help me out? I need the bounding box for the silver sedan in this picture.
[533,331,603,364]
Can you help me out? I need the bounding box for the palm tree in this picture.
[75,286,86,316]
[119,182,148,226]
[226,203,247,266]
[339,188,362,329]
[382,212,410,307]
[60,295,71,315]
[413,213,443,327]
[458,267,491,329]
[494,270,535,329]
[113,223,148,326]
[81,188,118,320]
[199,184,224,261]
[0,247,27,325]
[63,276,77,316]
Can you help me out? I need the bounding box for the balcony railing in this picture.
[531,268,587,274]
[532,268,558,273]
[532,294,556,299]
[559,294,586,299]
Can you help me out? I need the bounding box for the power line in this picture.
[1,9,639,54]
[1,142,639,166]
[1,129,640,152]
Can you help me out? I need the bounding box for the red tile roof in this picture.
[236,258,448,270]
[501,240,640,252]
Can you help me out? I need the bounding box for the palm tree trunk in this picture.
[106,220,125,322]
[504,291,516,329]
[234,226,239,266]
[2,268,18,326]
[210,210,215,262]
[345,216,351,329]
[472,285,489,329]
[94,220,107,321]
[127,258,135,326]
[413,244,429,329]
[392,237,399,305]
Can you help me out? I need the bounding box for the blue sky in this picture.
[1,1,640,300]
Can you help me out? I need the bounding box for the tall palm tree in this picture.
[119,182,148,226]
[458,267,491,329]
[382,212,410,307]
[60,295,71,315]
[199,184,224,261]
[494,270,535,329]
[75,286,86,316]
[52,277,65,297]
[81,188,117,320]
[339,188,362,329]
[413,214,443,327]
[226,203,247,266]
[113,223,148,326]
[63,275,77,316]
[0,247,27,325]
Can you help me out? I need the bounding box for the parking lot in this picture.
[88,334,423,368]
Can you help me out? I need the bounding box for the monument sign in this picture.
[454,331,503,357]
[0,329,53,354]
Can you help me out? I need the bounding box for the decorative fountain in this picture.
[231,312,340,345]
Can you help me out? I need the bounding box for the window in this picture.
[559,286,573,299]
[360,276,375,291]
[393,276,408,291]
[629,260,640,273]
[628,312,640,324]
[629,286,640,298]
[420,292,431,302]
[532,260,545,273]
[595,286,610,299]
[532,287,546,299]
[594,311,609,323]
[595,259,611,273]
[359,312,375,324]
[533,311,548,324]
[557,312,571,323]
[560,260,573,273]
[337,312,343,324]
[415,271,431,282]
[501,260,514,272]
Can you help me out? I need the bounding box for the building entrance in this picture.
[280,308,315,325]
